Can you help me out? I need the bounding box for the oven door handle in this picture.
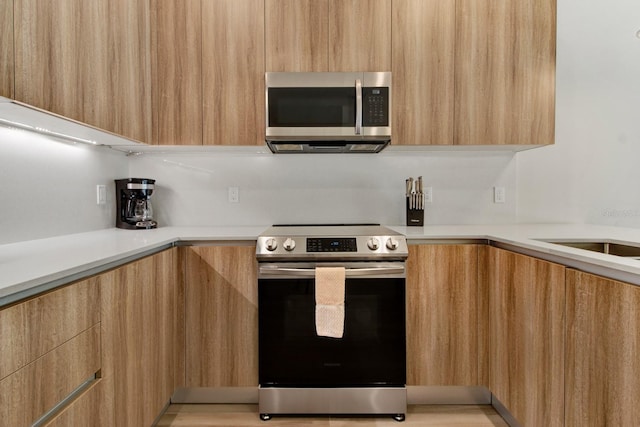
[259,266,405,277]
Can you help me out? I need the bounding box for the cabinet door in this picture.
[487,247,564,426]
[0,0,13,98]
[455,0,556,145]
[151,0,202,145]
[406,244,479,385]
[184,245,258,387]
[565,270,640,426]
[392,0,454,145]
[106,0,153,142]
[202,0,264,146]
[265,0,329,72]
[101,248,183,427]
[329,0,391,71]
[14,0,152,143]
[14,0,110,131]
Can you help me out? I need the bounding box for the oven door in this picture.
[258,262,406,388]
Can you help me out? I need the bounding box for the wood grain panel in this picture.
[41,380,103,427]
[14,0,110,129]
[184,245,258,387]
[455,0,556,145]
[106,0,153,142]
[328,0,391,72]
[0,278,100,380]
[151,0,202,145]
[477,245,490,388]
[101,248,183,427]
[202,0,264,145]
[265,0,329,72]
[392,0,454,145]
[0,325,101,427]
[406,244,479,385]
[565,270,640,426]
[487,247,565,427]
[0,0,13,98]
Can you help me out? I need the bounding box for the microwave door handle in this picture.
[355,79,362,135]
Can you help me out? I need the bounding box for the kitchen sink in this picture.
[538,240,640,260]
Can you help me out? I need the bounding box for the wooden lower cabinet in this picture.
[406,244,480,385]
[0,325,101,427]
[486,247,565,427]
[100,247,184,427]
[183,245,258,387]
[565,269,640,426]
[41,380,103,427]
[0,277,100,427]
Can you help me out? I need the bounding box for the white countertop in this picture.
[3,223,640,306]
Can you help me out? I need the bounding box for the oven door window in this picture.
[268,88,356,127]
[258,277,406,387]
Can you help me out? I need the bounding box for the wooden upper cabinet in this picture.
[565,270,640,426]
[14,0,110,131]
[202,0,265,146]
[266,0,391,72]
[14,0,152,143]
[0,0,13,99]
[455,0,556,145]
[265,0,329,72]
[151,0,202,145]
[392,0,455,145]
[328,0,391,72]
[106,0,153,143]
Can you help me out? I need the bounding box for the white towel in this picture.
[315,267,346,338]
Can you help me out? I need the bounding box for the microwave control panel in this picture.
[362,87,389,126]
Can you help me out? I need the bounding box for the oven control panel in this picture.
[257,235,408,261]
[307,238,357,252]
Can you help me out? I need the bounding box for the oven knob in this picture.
[283,237,296,251]
[265,238,278,251]
[386,237,399,250]
[367,237,380,250]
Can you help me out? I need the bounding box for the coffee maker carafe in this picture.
[115,178,158,229]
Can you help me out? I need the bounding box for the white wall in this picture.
[0,127,128,244]
[517,0,640,227]
[128,149,517,228]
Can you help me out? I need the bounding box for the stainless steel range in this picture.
[256,224,408,422]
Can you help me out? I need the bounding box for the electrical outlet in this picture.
[494,186,506,204]
[228,187,239,203]
[96,185,106,205]
[424,186,433,203]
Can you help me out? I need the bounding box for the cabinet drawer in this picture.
[0,324,101,427]
[0,277,100,379]
[41,379,103,427]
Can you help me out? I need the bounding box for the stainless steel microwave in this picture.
[265,72,391,153]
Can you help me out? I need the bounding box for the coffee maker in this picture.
[115,178,158,229]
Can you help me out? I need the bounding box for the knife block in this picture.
[406,198,424,226]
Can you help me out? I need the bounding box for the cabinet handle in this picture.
[355,79,362,135]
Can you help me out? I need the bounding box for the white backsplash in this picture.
[128,149,517,228]
[0,127,128,245]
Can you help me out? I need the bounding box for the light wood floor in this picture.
[156,404,510,426]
